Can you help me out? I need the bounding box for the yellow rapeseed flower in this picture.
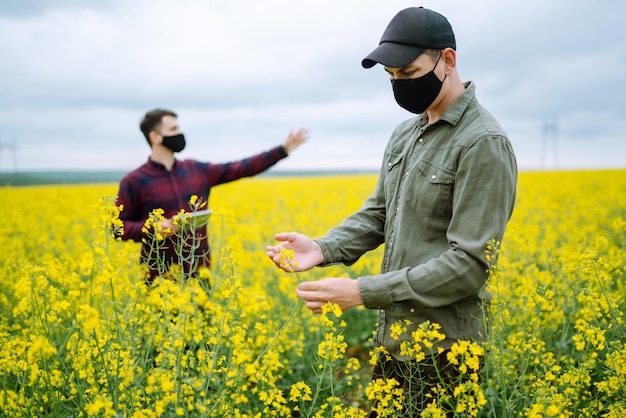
[289,381,313,402]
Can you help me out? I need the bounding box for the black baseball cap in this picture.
[362,7,456,69]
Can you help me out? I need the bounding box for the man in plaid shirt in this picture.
[116,108,308,284]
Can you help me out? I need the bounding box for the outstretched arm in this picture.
[206,128,309,186]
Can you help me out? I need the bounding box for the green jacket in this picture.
[315,82,517,359]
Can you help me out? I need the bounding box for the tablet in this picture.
[174,209,212,230]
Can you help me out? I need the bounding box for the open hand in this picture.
[267,232,324,272]
[283,128,310,154]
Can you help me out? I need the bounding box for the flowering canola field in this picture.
[0,170,624,417]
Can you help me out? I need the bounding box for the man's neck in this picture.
[150,147,176,171]
[426,74,466,125]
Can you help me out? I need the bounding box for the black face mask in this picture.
[391,53,446,114]
[161,133,186,153]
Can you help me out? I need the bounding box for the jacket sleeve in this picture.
[207,146,288,186]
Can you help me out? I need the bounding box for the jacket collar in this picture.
[417,81,475,128]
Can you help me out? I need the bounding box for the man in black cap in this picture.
[268,7,517,415]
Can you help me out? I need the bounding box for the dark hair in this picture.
[140,108,177,146]
[423,48,444,61]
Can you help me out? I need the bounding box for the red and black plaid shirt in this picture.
[116,146,287,282]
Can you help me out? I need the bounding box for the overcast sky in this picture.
[0,0,624,173]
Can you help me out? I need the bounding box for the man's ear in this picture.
[148,130,160,147]
[442,48,456,72]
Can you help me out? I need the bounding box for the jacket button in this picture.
[409,308,415,313]
[431,174,437,180]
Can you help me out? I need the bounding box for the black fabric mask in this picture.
[161,133,186,153]
[391,54,446,114]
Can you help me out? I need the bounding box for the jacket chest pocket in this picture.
[383,152,404,203]
[405,160,455,217]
